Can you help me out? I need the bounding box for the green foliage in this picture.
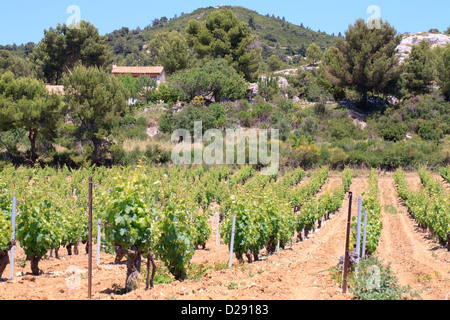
[169,104,217,136]
[148,31,192,75]
[101,172,158,254]
[191,211,212,249]
[440,165,450,183]
[16,188,61,260]
[117,74,155,100]
[156,201,195,280]
[257,76,279,101]
[267,55,284,72]
[329,118,365,141]
[0,50,32,78]
[359,169,382,255]
[403,40,437,94]
[105,6,336,68]
[305,42,323,66]
[434,43,450,100]
[390,93,449,134]
[62,66,127,164]
[0,210,12,251]
[185,9,261,81]
[0,72,62,162]
[351,257,416,300]
[31,21,111,84]
[418,122,444,142]
[169,58,248,103]
[322,19,401,106]
[378,119,407,142]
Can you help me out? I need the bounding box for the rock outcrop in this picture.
[396,32,450,63]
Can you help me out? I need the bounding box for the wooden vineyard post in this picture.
[88,177,93,299]
[9,196,16,280]
[228,215,236,268]
[342,191,353,294]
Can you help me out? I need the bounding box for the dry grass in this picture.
[122,139,175,153]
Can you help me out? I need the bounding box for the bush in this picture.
[418,122,444,141]
[378,119,407,142]
[298,116,318,137]
[351,257,418,300]
[145,144,171,164]
[171,105,216,135]
[329,118,365,141]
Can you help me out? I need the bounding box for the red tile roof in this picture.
[46,85,65,95]
[112,66,164,75]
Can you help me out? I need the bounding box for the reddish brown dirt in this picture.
[376,172,450,300]
[0,170,448,300]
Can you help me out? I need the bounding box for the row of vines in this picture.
[0,163,355,290]
[394,167,449,247]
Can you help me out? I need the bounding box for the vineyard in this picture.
[0,164,449,300]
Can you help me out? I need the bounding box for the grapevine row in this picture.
[394,168,449,246]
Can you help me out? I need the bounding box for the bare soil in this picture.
[0,171,448,300]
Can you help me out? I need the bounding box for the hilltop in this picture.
[396,32,450,62]
[106,5,337,65]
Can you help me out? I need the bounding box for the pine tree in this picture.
[403,40,436,94]
[321,19,401,106]
[306,43,323,66]
[186,9,261,82]
[0,72,62,163]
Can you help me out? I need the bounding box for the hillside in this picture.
[106,5,338,65]
[396,32,450,62]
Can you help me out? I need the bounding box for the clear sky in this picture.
[1,0,449,45]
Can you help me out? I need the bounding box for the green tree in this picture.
[62,66,127,164]
[257,76,279,101]
[434,43,450,100]
[0,72,62,163]
[418,122,444,142]
[403,40,436,94]
[117,74,140,100]
[0,50,32,78]
[31,21,111,84]
[267,55,283,72]
[305,43,323,66]
[186,9,261,81]
[148,31,191,75]
[168,58,248,103]
[321,19,401,106]
[378,119,407,142]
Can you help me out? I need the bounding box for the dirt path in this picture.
[376,172,450,300]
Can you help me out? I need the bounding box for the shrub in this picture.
[351,257,418,300]
[329,118,365,141]
[418,122,444,141]
[378,120,407,142]
[145,144,171,164]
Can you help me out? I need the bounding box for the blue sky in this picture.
[1,0,449,45]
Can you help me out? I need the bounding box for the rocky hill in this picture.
[397,32,450,62]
